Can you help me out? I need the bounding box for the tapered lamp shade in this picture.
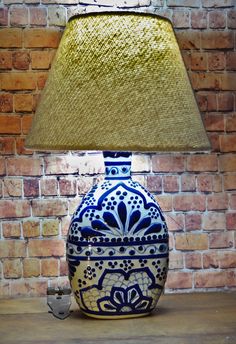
[25,12,210,152]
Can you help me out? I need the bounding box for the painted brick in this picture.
[48,6,66,27]
[201,31,234,49]
[166,213,184,232]
[31,50,54,69]
[209,232,234,249]
[175,233,208,250]
[174,194,206,211]
[224,175,236,191]
[0,240,26,258]
[181,175,196,192]
[23,258,40,277]
[28,239,65,257]
[32,199,68,216]
[12,51,30,70]
[152,155,185,173]
[167,0,199,7]
[10,6,28,26]
[132,154,150,173]
[41,178,58,196]
[185,252,202,269]
[0,200,30,219]
[29,7,47,26]
[195,271,227,288]
[172,10,190,28]
[155,195,172,212]
[7,158,42,176]
[226,52,236,71]
[0,137,15,155]
[2,222,21,238]
[166,271,192,289]
[226,213,236,230]
[0,7,8,26]
[0,51,12,69]
[24,178,39,197]
[24,28,62,48]
[42,219,59,236]
[0,94,13,113]
[0,28,22,48]
[187,154,217,172]
[44,156,80,175]
[11,280,47,297]
[22,220,40,238]
[163,176,179,193]
[203,212,226,230]
[219,155,236,172]
[146,175,162,193]
[190,52,207,71]
[0,115,21,134]
[3,178,22,197]
[204,113,224,132]
[203,251,219,268]
[209,10,226,28]
[208,52,225,71]
[0,283,10,298]
[41,258,59,276]
[220,135,236,153]
[227,9,236,28]
[175,30,200,49]
[191,10,207,29]
[169,251,184,270]
[185,213,202,231]
[207,193,228,210]
[202,0,234,7]
[14,94,33,112]
[3,259,22,278]
[0,73,36,91]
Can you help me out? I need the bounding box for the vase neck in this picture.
[103,151,132,180]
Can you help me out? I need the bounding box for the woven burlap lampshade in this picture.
[25,12,210,152]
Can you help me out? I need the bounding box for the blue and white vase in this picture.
[67,152,169,319]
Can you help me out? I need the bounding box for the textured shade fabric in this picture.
[25,12,211,152]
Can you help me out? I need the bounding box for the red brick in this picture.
[60,259,68,276]
[0,51,12,69]
[31,50,54,69]
[172,10,190,28]
[204,113,224,132]
[0,282,10,298]
[213,175,222,192]
[187,154,217,172]
[226,52,236,71]
[152,155,185,173]
[24,178,39,197]
[210,132,220,151]
[190,72,221,90]
[174,194,206,211]
[69,197,81,215]
[219,155,236,172]
[190,52,207,71]
[11,280,47,297]
[32,199,68,216]
[0,137,15,155]
[195,271,227,288]
[226,270,236,287]
[219,252,236,268]
[10,6,28,26]
[22,220,40,238]
[41,258,59,276]
[169,251,184,270]
[163,175,179,193]
[61,215,71,236]
[166,271,192,289]
[203,212,226,230]
[185,252,202,269]
[0,94,13,112]
[3,178,22,197]
[201,31,234,49]
[203,252,219,268]
[220,135,236,153]
[181,175,196,192]
[227,9,236,28]
[230,194,236,209]
[59,178,76,196]
[202,0,234,7]
[146,175,162,193]
[209,232,234,249]
[0,28,22,48]
[14,94,33,112]
[175,233,208,250]
[191,10,207,29]
[22,115,33,134]
[41,178,58,196]
[12,51,30,70]
[221,73,236,91]
[28,239,65,257]
[24,28,62,48]
[0,7,8,26]
[185,213,202,231]
[0,200,30,219]
[0,115,21,134]
[196,92,217,112]
[1,73,36,90]
[209,10,226,28]
[16,137,33,156]
[166,213,184,232]
[3,259,22,278]
[7,158,42,176]
[23,258,40,277]
[226,115,236,132]
[37,71,48,89]
[226,212,236,230]
[218,92,234,111]
[155,195,172,212]
[176,30,200,49]
[2,222,21,238]
[208,52,225,71]
[207,193,228,210]
[224,175,236,190]
[0,158,6,176]
[0,240,26,258]
[42,219,59,236]
[29,7,47,26]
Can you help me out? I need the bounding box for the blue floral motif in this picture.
[97,284,152,313]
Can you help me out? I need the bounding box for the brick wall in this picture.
[0,0,236,297]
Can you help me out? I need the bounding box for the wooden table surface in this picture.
[0,292,236,344]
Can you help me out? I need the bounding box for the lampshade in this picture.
[25,12,211,152]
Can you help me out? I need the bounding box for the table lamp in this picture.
[25,12,211,319]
